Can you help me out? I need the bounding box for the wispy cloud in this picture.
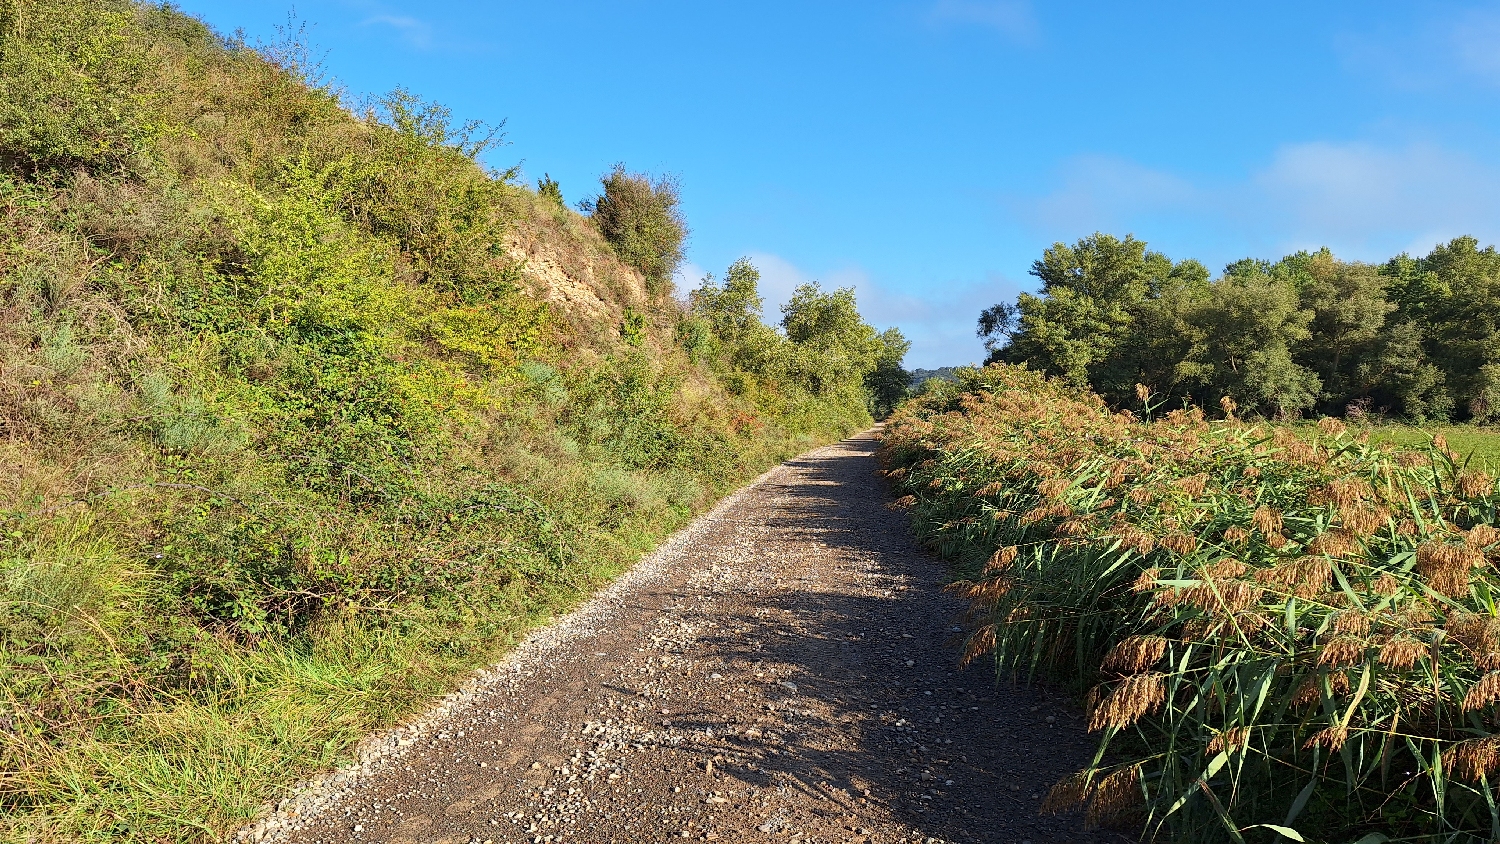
[1014,139,1500,266]
[1449,8,1500,86]
[1339,7,1500,90]
[928,0,1038,43]
[360,13,435,50]
[1026,154,1200,233]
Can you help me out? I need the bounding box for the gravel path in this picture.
[239,432,1125,844]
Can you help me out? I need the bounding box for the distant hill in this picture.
[909,366,964,387]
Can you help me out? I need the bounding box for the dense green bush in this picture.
[583,165,686,294]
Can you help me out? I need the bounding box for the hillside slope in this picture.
[0,4,902,841]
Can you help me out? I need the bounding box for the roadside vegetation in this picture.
[0,3,906,841]
[883,365,1500,842]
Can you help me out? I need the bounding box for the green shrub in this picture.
[537,173,564,208]
[582,165,686,294]
[0,0,155,173]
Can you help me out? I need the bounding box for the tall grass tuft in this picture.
[881,364,1500,843]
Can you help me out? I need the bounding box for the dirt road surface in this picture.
[241,433,1125,844]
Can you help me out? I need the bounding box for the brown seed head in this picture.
[1223,525,1250,544]
[1318,637,1367,667]
[1117,526,1158,556]
[1378,635,1427,671]
[1265,532,1289,549]
[1308,529,1358,558]
[1463,671,1500,711]
[1128,486,1154,505]
[1020,503,1072,525]
[1327,478,1371,509]
[1292,671,1351,706]
[1135,383,1151,403]
[1039,477,1070,499]
[960,625,997,667]
[1220,395,1238,419]
[1318,417,1347,437]
[1105,461,1129,489]
[1175,474,1208,498]
[953,577,1011,607]
[1039,773,1092,815]
[1446,613,1500,654]
[1205,726,1250,756]
[1088,673,1166,732]
[1256,556,1334,599]
[1444,736,1500,782]
[1417,542,1485,597]
[976,481,1005,496]
[890,495,917,509]
[986,545,1019,573]
[1303,725,1350,752]
[1201,558,1249,579]
[1331,611,1372,637]
[1160,533,1198,555]
[1242,465,1262,479]
[1132,567,1160,593]
[1396,451,1428,468]
[1086,765,1143,826]
[1372,573,1401,596]
[1458,469,1495,499]
[1339,504,1389,538]
[1251,506,1283,536]
[1054,518,1091,539]
[1101,636,1169,675]
[1466,524,1500,548]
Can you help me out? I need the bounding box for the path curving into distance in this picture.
[237,433,1125,844]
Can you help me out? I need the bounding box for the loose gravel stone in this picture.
[231,432,1126,843]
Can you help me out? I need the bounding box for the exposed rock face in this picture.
[503,211,652,328]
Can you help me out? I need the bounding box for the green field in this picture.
[1363,424,1500,467]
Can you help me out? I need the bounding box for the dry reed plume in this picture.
[880,363,1500,841]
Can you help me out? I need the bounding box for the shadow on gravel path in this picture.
[247,433,1130,844]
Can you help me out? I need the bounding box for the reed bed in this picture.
[879,365,1500,843]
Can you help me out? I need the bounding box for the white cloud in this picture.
[672,261,710,303]
[1339,7,1500,90]
[1450,9,1500,85]
[360,13,434,49]
[928,0,1038,43]
[1015,139,1500,264]
[1026,154,1200,234]
[1254,141,1500,246]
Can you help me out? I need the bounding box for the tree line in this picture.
[566,168,912,423]
[979,233,1500,422]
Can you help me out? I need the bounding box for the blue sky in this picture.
[177,1,1500,368]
